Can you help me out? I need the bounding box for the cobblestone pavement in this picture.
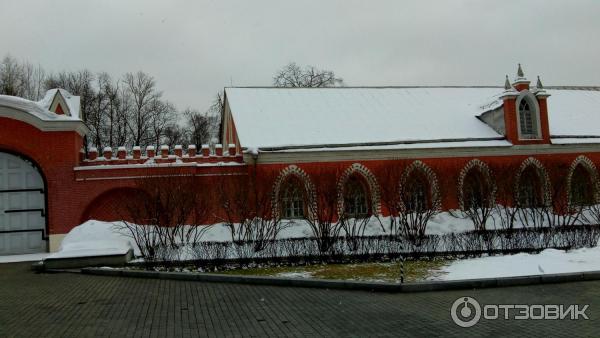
[0,262,598,337]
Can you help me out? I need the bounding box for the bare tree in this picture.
[273,62,344,88]
[218,168,285,254]
[118,173,212,263]
[491,163,520,232]
[123,71,161,147]
[398,168,440,245]
[378,163,405,238]
[460,169,496,232]
[0,55,25,96]
[304,168,344,256]
[183,108,211,146]
[19,61,46,100]
[163,124,187,149]
[149,99,176,148]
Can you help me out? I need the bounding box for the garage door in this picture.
[0,152,46,255]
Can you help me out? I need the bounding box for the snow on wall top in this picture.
[0,93,81,121]
[225,87,600,149]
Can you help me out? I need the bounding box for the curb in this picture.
[79,267,600,293]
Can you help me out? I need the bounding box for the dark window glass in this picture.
[281,179,304,218]
[519,99,536,138]
[518,167,543,207]
[405,173,430,212]
[570,165,594,206]
[344,177,369,217]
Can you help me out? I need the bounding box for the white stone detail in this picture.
[566,155,600,206]
[399,160,441,212]
[514,157,552,206]
[271,165,317,221]
[457,159,496,211]
[336,163,381,216]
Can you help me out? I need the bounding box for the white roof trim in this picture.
[0,95,87,136]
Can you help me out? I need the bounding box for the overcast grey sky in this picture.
[1,0,598,111]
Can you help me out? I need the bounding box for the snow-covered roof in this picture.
[225,87,600,150]
[38,88,81,118]
[0,94,86,135]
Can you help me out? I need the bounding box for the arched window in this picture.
[404,172,430,212]
[570,165,594,206]
[463,170,492,210]
[518,167,543,207]
[281,178,305,219]
[344,177,369,217]
[518,96,539,139]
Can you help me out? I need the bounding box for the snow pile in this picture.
[46,220,137,259]
[0,253,50,263]
[432,245,600,281]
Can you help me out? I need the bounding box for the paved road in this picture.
[0,262,598,337]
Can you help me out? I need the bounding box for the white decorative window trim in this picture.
[566,155,600,206]
[515,91,542,140]
[337,163,381,216]
[271,165,317,221]
[399,160,441,212]
[457,159,496,210]
[514,157,552,206]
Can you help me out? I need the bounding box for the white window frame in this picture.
[515,91,542,140]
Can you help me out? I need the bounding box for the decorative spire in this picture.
[504,75,511,90]
[517,63,524,78]
[536,76,544,89]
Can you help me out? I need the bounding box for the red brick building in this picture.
[1,66,599,254]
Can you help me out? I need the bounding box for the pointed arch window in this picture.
[404,172,430,213]
[518,167,544,207]
[517,96,540,139]
[344,177,369,217]
[570,165,594,206]
[463,170,492,210]
[281,178,305,219]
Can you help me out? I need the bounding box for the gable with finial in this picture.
[38,88,81,118]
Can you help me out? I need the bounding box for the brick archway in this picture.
[81,187,149,223]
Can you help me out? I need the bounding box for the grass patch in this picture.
[214,259,449,283]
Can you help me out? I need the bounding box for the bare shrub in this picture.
[304,168,344,256]
[218,168,286,256]
[117,171,211,263]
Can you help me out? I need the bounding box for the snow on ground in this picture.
[276,271,314,279]
[42,209,540,261]
[432,245,600,281]
[0,253,50,263]
[46,220,136,259]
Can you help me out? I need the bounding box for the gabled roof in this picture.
[38,88,81,118]
[225,86,600,150]
[0,94,86,135]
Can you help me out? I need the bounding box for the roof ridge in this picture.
[226,85,600,90]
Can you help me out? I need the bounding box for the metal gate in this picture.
[0,152,46,255]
